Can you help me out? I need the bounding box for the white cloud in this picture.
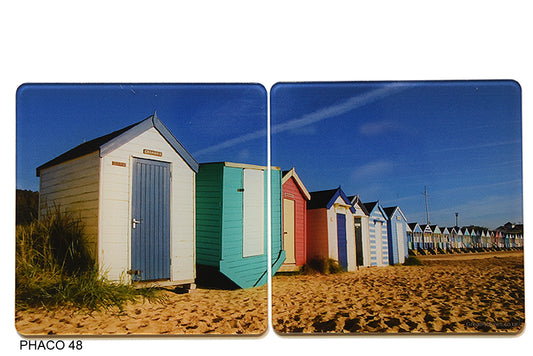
[351,159,394,180]
[359,120,398,136]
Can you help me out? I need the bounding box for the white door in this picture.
[396,221,405,263]
[242,169,265,257]
[283,198,296,264]
[375,221,383,266]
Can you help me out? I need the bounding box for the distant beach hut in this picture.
[480,230,487,248]
[463,228,471,248]
[383,206,409,265]
[348,195,371,267]
[489,230,496,248]
[448,227,458,249]
[36,114,198,287]
[195,162,284,289]
[406,223,413,250]
[441,227,450,250]
[430,225,442,250]
[408,223,423,250]
[307,187,357,271]
[422,224,433,249]
[363,201,389,267]
[456,227,464,248]
[470,229,478,248]
[280,168,311,271]
[494,230,502,247]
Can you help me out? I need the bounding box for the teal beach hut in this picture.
[195,162,284,289]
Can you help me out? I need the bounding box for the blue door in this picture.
[131,158,171,281]
[336,213,348,270]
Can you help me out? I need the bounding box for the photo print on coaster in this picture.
[270,80,524,334]
[15,83,270,336]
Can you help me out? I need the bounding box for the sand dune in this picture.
[272,251,524,334]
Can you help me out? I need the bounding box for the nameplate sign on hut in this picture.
[112,161,127,167]
[143,149,162,157]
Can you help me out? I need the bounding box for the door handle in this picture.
[132,218,143,229]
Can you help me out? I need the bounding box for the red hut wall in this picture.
[282,177,307,266]
[306,208,329,260]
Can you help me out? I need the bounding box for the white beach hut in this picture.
[36,114,198,287]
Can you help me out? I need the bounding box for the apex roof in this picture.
[308,187,355,213]
[36,114,199,176]
[282,167,311,200]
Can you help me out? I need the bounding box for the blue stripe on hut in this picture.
[362,201,389,267]
[383,206,409,265]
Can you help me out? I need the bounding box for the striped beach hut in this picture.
[422,224,433,249]
[462,228,471,248]
[430,225,442,250]
[36,114,198,287]
[195,162,284,289]
[363,201,389,266]
[307,187,357,271]
[348,195,371,267]
[408,223,423,250]
[448,227,458,249]
[383,206,409,265]
[280,168,311,271]
[440,227,450,250]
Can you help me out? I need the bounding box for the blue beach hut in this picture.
[383,206,409,265]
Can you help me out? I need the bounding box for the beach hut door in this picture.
[354,217,364,266]
[131,158,171,281]
[336,213,348,270]
[283,199,296,264]
[396,222,405,263]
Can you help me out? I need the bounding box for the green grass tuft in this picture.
[16,206,164,311]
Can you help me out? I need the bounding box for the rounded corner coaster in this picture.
[271,80,524,334]
[16,83,268,336]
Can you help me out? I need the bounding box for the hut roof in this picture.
[408,222,422,232]
[362,201,378,214]
[282,167,311,200]
[36,113,199,176]
[308,187,355,213]
[347,195,370,215]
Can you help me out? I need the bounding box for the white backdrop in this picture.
[2,1,531,355]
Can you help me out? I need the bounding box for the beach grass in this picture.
[15,207,163,311]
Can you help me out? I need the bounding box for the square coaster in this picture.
[270,81,524,334]
[15,83,269,335]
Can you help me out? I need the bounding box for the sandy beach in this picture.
[272,251,524,334]
[15,285,267,336]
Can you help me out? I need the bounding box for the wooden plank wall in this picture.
[282,176,307,266]
[38,151,100,258]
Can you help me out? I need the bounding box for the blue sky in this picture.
[16,83,267,191]
[16,81,523,230]
[271,81,522,230]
